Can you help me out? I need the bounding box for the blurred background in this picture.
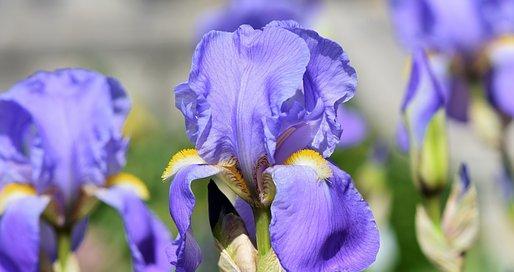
[0,0,512,271]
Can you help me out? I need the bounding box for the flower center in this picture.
[284,149,332,180]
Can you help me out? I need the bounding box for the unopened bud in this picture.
[417,110,449,194]
[416,165,478,272]
[216,214,257,272]
[257,250,283,272]
[53,253,80,272]
[416,205,463,272]
[442,165,479,252]
[208,181,258,271]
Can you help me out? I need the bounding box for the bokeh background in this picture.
[0,0,513,271]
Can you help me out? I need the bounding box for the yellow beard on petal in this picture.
[284,149,332,180]
[162,148,206,181]
[489,35,514,49]
[0,183,37,214]
[106,173,150,200]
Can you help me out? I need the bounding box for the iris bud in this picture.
[208,181,258,271]
[417,110,449,194]
[416,165,478,272]
[216,213,258,272]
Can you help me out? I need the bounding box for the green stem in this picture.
[254,207,271,257]
[57,231,71,271]
[423,196,441,226]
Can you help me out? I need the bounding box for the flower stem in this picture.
[57,231,71,272]
[254,207,271,257]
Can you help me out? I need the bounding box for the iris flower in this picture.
[486,37,514,118]
[0,69,171,271]
[389,0,479,122]
[164,21,379,271]
[390,0,485,55]
[397,50,448,192]
[397,50,445,152]
[390,0,514,120]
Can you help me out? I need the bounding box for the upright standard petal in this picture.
[400,50,445,149]
[268,21,358,161]
[486,38,514,118]
[175,25,310,180]
[168,164,221,271]
[0,196,49,272]
[267,163,379,271]
[480,0,514,36]
[2,68,130,204]
[0,100,41,185]
[95,187,172,272]
[427,54,469,122]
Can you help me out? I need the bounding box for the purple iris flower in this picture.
[0,69,171,271]
[390,0,483,122]
[427,54,471,122]
[166,21,379,271]
[390,0,485,55]
[390,0,514,122]
[391,1,472,122]
[198,0,321,38]
[397,50,445,152]
[485,38,514,118]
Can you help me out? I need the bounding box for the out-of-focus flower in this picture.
[390,0,485,56]
[390,0,514,124]
[0,69,171,271]
[397,50,449,193]
[480,0,514,37]
[485,36,514,118]
[198,0,321,37]
[416,164,479,272]
[337,106,368,148]
[164,21,379,271]
[427,54,471,122]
